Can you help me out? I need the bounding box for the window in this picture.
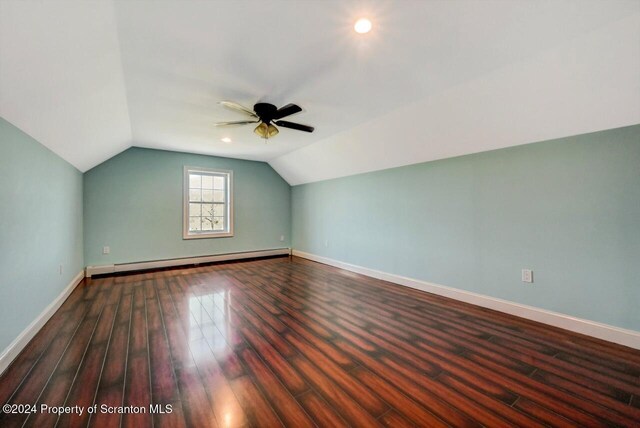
[183,166,233,239]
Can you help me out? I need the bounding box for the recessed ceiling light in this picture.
[221,137,232,143]
[354,18,372,34]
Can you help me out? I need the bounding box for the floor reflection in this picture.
[190,289,232,357]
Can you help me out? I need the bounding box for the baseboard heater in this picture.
[85,248,291,277]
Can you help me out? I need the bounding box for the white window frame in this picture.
[183,166,234,239]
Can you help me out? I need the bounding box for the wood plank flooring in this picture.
[1,255,639,427]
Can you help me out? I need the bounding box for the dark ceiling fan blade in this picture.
[273,103,302,120]
[214,120,259,126]
[274,120,314,133]
[219,101,258,118]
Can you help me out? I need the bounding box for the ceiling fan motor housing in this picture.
[253,103,278,123]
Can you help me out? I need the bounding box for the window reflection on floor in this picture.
[189,289,231,359]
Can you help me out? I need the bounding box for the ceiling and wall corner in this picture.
[0,0,638,181]
[0,0,132,172]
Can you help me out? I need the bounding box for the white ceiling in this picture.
[1,1,639,183]
[0,0,131,171]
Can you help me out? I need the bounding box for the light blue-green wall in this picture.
[2,117,638,356]
[83,147,291,266]
[0,118,84,352]
[292,125,640,331]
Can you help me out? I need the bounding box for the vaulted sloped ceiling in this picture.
[0,1,131,171]
[1,1,638,183]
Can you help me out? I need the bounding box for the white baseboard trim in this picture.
[0,270,85,376]
[292,250,640,350]
[86,248,291,278]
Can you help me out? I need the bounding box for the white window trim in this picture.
[183,166,234,239]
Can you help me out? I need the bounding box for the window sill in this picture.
[183,232,234,240]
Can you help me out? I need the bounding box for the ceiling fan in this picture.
[215,101,314,139]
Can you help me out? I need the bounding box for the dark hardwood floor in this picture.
[1,255,639,427]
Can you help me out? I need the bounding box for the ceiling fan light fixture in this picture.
[267,124,279,138]
[254,122,279,139]
[254,122,268,138]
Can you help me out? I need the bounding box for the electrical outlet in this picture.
[103,246,110,255]
[522,269,533,283]
[59,265,63,275]
[280,235,285,242]
[324,239,329,247]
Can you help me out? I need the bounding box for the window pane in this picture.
[202,217,213,231]
[202,189,214,202]
[213,204,225,217]
[213,190,225,202]
[202,175,214,189]
[189,189,201,202]
[213,176,225,190]
[189,217,201,231]
[201,203,214,217]
[213,217,225,230]
[189,174,201,188]
[189,203,201,216]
